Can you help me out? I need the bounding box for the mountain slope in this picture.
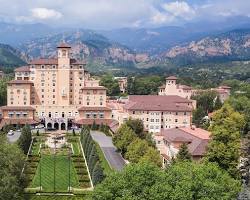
[19,29,140,68]
[162,29,250,65]
[0,44,25,66]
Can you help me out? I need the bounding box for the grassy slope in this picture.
[94,141,113,175]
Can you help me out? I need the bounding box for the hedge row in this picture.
[80,127,104,186]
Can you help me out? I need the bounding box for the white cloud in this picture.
[31,8,62,20]
[162,1,196,20]
[151,12,174,25]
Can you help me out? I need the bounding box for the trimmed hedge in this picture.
[80,127,104,185]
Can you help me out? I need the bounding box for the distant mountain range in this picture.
[19,29,144,69]
[161,29,250,65]
[0,44,25,67]
[1,17,250,71]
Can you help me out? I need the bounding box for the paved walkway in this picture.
[90,131,126,171]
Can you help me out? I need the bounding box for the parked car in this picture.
[7,130,14,136]
[47,127,56,131]
[71,126,79,130]
[35,124,45,129]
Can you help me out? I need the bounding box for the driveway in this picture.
[91,131,126,171]
[7,131,21,143]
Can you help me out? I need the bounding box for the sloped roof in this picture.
[78,106,111,111]
[57,42,71,48]
[73,118,116,126]
[1,106,35,111]
[124,95,193,111]
[29,58,58,65]
[7,80,33,84]
[81,86,107,90]
[160,127,211,156]
[29,58,86,65]
[14,66,30,72]
[166,76,178,80]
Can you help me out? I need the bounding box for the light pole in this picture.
[39,150,42,192]
[53,139,56,194]
[68,146,71,192]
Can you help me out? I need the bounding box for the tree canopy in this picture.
[0,136,25,200]
[205,103,245,178]
[93,162,241,200]
[100,74,120,96]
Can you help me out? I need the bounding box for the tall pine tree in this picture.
[18,125,32,154]
[176,143,192,162]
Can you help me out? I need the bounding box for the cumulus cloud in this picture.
[162,1,196,20]
[31,8,62,20]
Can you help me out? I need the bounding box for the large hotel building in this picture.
[0,43,201,133]
[0,43,113,130]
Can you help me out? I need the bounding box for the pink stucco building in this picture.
[0,43,114,130]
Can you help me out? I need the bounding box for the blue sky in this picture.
[0,0,249,29]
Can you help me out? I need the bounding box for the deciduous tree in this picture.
[0,136,25,200]
[205,104,246,178]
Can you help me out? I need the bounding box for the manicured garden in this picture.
[31,155,79,192]
[24,133,91,194]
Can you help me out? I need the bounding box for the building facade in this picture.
[159,76,231,102]
[0,43,113,130]
[114,77,127,94]
[158,76,193,99]
[154,127,210,166]
[111,95,195,133]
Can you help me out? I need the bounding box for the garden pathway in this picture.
[90,131,126,171]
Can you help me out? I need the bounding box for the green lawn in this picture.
[24,195,91,200]
[31,155,79,192]
[72,142,80,156]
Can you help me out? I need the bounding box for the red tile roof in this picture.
[73,118,116,126]
[124,95,193,111]
[29,58,58,65]
[29,58,85,65]
[166,76,178,80]
[81,86,107,90]
[57,42,71,48]
[0,118,40,126]
[219,85,231,89]
[1,106,35,111]
[7,80,33,84]
[158,85,166,89]
[78,106,111,111]
[14,66,30,72]
[160,127,210,156]
[161,153,171,160]
[178,84,192,90]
